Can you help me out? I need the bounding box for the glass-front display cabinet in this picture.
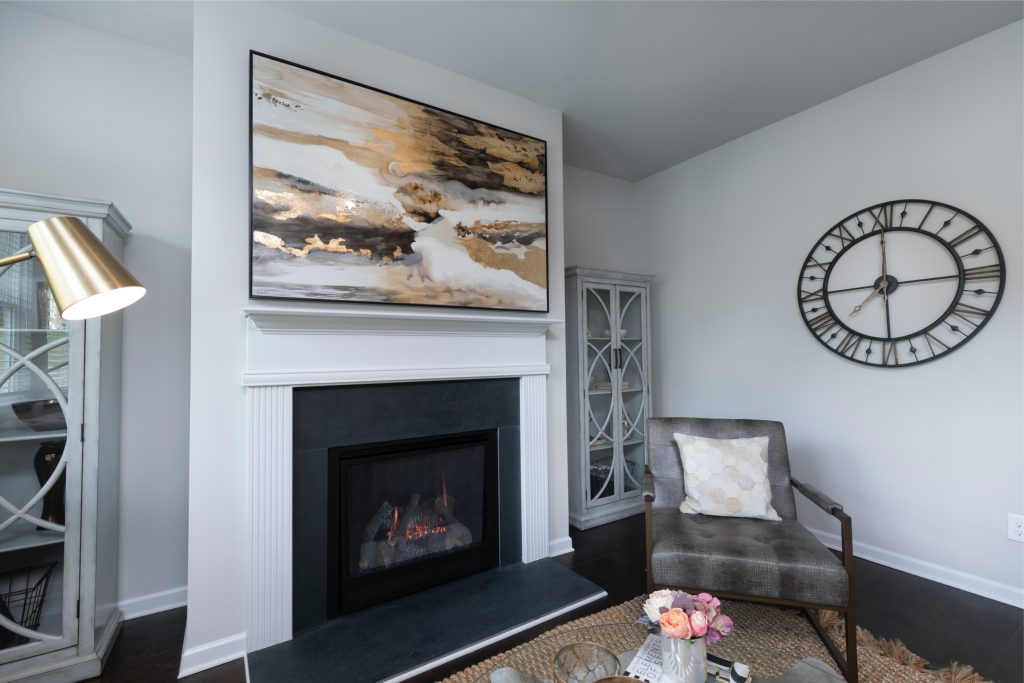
[566,267,653,529]
[0,189,128,682]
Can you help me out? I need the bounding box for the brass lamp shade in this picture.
[27,216,146,320]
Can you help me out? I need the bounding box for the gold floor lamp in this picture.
[0,216,145,319]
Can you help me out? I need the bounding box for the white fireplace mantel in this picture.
[244,303,559,336]
[242,304,559,652]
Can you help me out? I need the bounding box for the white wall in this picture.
[631,23,1022,603]
[564,165,651,275]
[185,2,567,672]
[0,4,191,616]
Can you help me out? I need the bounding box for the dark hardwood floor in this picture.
[86,514,1022,682]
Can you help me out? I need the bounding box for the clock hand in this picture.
[849,282,887,317]
[880,223,889,304]
[829,273,961,295]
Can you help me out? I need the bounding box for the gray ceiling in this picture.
[14,1,1022,181]
[274,1,1022,180]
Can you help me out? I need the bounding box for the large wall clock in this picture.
[798,200,1004,367]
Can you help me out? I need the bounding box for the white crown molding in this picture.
[243,304,561,337]
[242,364,550,388]
[0,187,132,238]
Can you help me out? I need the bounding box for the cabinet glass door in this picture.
[616,286,647,497]
[583,284,617,505]
[0,227,81,662]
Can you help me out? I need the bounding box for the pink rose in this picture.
[711,614,734,637]
[694,592,721,610]
[659,608,693,639]
[689,610,708,637]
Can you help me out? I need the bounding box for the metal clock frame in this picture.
[798,199,1005,368]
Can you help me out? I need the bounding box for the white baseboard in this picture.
[178,631,247,679]
[379,590,606,683]
[118,585,188,620]
[807,527,1024,609]
[548,535,574,557]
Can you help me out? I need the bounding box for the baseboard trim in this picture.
[548,535,574,557]
[178,631,247,679]
[118,585,188,620]
[378,589,607,683]
[807,527,1024,609]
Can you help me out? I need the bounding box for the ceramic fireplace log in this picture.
[358,540,396,571]
[362,501,394,542]
[432,496,457,524]
[392,493,421,551]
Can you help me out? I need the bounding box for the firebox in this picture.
[327,429,499,614]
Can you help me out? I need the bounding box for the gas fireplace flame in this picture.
[442,474,449,509]
[383,502,448,543]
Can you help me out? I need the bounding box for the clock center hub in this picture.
[873,274,899,295]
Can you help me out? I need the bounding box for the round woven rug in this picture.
[440,596,990,683]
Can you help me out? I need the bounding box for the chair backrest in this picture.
[647,417,798,520]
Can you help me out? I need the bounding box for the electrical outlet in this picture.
[1009,513,1024,543]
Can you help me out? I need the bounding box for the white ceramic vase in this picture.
[660,634,707,683]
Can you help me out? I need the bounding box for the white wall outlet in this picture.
[1008,513,1024,542]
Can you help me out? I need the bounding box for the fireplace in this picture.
[243,304,557,652]
[327,430,499,614]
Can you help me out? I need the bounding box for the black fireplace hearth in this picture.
[327,430,499,614]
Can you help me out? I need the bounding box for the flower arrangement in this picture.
[638,589,735,643]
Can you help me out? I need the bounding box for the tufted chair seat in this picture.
[645,417,857,681]
[650,509,848,606]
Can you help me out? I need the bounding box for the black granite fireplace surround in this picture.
[293,379,520,633]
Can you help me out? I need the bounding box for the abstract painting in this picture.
[249,52,548,312]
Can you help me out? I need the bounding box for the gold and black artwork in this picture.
[250,52,548,312]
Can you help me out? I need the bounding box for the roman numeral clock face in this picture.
[799,200,1004,367]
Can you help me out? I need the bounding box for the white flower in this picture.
[643,589,677,622]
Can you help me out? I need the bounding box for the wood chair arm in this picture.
[642,469,655,502]
[791,477,844,517]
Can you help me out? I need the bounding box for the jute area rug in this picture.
[441,596,990,683]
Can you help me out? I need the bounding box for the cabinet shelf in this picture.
[0,428,68,444]
[0,528,64,554]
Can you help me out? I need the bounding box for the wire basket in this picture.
[0,562,58,648]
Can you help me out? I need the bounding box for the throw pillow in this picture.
[672,432,781,521]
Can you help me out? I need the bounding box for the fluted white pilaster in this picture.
[519,374,549,562]
[247,385,293,652]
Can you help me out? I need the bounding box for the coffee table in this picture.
[471,621,803,683]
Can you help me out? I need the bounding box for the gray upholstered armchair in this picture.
[644,418,857,682]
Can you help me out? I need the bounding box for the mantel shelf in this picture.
[243,304,561,337]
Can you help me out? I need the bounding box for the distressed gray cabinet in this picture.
[0,189,126,682]
[566,267,653,530]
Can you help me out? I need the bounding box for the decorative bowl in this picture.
[553,642,621,683]
[12,399,66,432]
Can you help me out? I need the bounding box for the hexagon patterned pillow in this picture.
[672,432,781,521]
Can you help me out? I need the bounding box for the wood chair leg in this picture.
[644,500,654,594]
[844,607,858,682]
[803,608,858,683]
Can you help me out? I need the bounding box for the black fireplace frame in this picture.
[327,429,500,615]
